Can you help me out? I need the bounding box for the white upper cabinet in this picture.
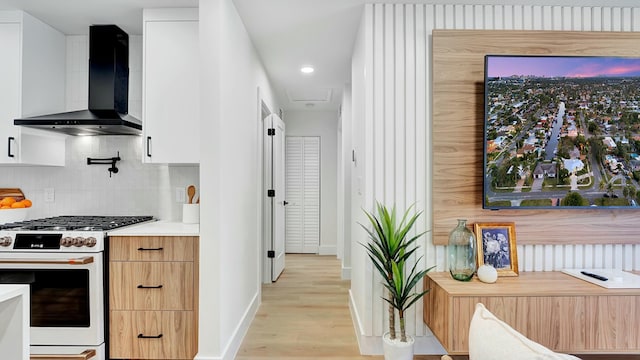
[0,11,65,166]
[142,8,199,164]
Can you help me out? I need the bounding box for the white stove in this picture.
[0,215,153,360]
[0,215,153,252]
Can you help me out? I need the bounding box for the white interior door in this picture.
[264,114,286,281]
[285,136,320,254]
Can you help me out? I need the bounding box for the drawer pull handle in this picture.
[138,333,163,339]
[137,284,163,289]
[137,247,164,251]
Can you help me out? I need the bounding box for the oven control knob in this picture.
[73,237,86,247]
[85,237,97,247]
[0,236,12,247]
[61,237,74,247]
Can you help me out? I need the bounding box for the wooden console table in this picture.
[423,271,640,355]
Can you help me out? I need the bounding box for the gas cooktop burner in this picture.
[0,215,154,231]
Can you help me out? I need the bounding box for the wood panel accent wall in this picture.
[432,30,640,246]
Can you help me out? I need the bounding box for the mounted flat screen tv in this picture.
[483,55,640,209]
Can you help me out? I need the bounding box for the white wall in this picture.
[197,0,278,359]
[0,34,198,221]
[198,0,222,356]
[349,6,373,351]
[283,110,339,255]
[349,2,640,356]
[340,84,353,279]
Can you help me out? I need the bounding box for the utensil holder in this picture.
[182,204,199,224]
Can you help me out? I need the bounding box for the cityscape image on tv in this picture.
[484,55,640,208]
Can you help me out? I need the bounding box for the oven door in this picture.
[0,252,104,347]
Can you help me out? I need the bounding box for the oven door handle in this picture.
[30,349,96,360]
[0,256,94,265]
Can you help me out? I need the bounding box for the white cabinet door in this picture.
[0,12,65,166]
[142,9,199,164]
[0,21,22,163]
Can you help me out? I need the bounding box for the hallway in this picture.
[235,254,446,360]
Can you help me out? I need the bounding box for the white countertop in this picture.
[0,284,28,304]
[0,284,29,360]
[107,220,199,236]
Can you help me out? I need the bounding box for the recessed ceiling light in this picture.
[300,66,314,74]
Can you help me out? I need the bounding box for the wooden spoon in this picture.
[187,185,196,204]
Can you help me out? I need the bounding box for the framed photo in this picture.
[474,222,519,276]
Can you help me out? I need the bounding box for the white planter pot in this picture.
[382,332,414,360]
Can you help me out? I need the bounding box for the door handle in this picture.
[8,136,15,158]
[30,349,96,359]
[138,333,163,339]
[283,200,289,206]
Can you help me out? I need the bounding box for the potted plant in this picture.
[361,202,434,360]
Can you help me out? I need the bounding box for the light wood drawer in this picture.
[110,262,193,310]
[110,310,196,359]
[109,236,196,262]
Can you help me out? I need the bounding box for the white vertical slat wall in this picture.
[366,3,432,339]
[285,136,320,253]
[361,3,640,344]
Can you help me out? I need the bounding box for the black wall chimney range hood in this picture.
[14,25,142,136]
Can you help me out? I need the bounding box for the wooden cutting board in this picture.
[0,188,25,201]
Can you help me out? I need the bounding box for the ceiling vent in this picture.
[286,88,333,103]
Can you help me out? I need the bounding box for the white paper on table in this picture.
[561,268,640,289]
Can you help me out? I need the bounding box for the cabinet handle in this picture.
[146,136,152,157]
[137,284,163,289]
[8,137,15,158]
[137,247,163,251]
[138,333,163,339]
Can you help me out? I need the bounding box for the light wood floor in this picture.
[236,254,639,360]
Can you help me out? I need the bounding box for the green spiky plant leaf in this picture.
[359,202,429,342]
[382,256,435,342]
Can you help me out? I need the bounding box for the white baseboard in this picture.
[318,245,337,255]
[194,292,261,360]
[348,289,369,352]
[348,290,446,355]
[341,266,351,280]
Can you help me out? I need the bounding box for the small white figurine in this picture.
[477,264,498,283]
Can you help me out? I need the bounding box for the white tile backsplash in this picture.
[0,33,199,222]
[1,136,199,221]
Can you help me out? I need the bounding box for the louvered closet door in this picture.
[285,136,320,254]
